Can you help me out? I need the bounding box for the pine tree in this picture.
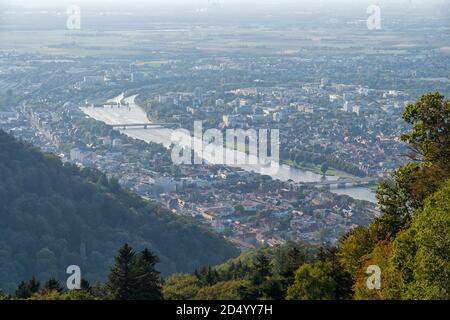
[81,279,91,292]
[15,281,32,299]
[107,243,139,300]
[134,248,163,300]
[15,276,41,299]
[90,280,108,299]
[0,289,8,300]
[42,278,63,293]
[250,253,271,286]
[29,276,40,294]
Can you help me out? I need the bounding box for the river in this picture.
[80,94,377,203]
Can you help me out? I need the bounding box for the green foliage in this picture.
[162,273,201,300]
[29,290,65,300]
[0,290,9,300]
[90,280,108,299]
[17,280,88,300]
[107,244,163,300]
[107,244,139,300]
[59,290,96,300]
[353,241,402,300]
[15,281,33,299]
[289,149,366,177]
[338,227,376,278]
[0,130,238,292]
[286,247,352,300]
[321,163,329,175]
[15,277,40,299]
[42,278,63,294]
[350,93,450,300]
[26,289,95,300]
[392,180,450,299]
[286,262,338,300]
[194,266,220,287]
[135,248,163,300]
[162,243,322,300]
[376,92,450,240]
[271,244,309,283]
[316,247,353,299]
[195,280,251,300]
[249,253,271,287]
[401,92,450,166]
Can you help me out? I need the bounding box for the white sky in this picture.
[4,0,448,8]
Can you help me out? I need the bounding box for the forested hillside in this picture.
[0,131,238,293]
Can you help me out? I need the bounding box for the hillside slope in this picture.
[0,130,238,292]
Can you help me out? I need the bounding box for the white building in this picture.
[83,76,105,85]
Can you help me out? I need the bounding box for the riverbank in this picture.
[81,93,377,203]
[283,160,356,179]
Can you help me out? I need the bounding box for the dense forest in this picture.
[0,131,238,293]
[0,92,448,300]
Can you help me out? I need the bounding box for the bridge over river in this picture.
[306,176,380,189]
[81,93,378,203]
[110,122,180,129]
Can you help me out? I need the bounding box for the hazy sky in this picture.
[2,0,448,25]
[4,0,448,9]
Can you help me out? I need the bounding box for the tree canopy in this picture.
[0,130,238,293]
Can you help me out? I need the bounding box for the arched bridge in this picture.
[307,177,380,189]
[111,123,180,129]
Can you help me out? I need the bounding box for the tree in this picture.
[286,262,337,300]
[80,279,91,292]
[250,253,271,287]
[321,162,329,175]
[338,227,376,278]
[376,93,450,240]
[401,92,450,166]
[42,278,64,294]
[270,244,309,298]
[316,247,353,300]
[15,277,41,299]
[162,273,201,300]
[195,266,219,287]
[353,241,402,300]
[90,280,108,299]
[195,280,251,300]
[134,248,163,300]
[234,205,244,214]
[392,179,450,299]
[15,281,32,299]
[107,243,139,300]
[29,276,40,294]
[351,93,450,300]
[0,130,238,292]
[0,290,8,300]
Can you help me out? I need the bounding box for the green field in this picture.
[284,160,356,178]
[0,24,443,57]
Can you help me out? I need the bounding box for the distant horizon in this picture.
[2,0,449,10]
